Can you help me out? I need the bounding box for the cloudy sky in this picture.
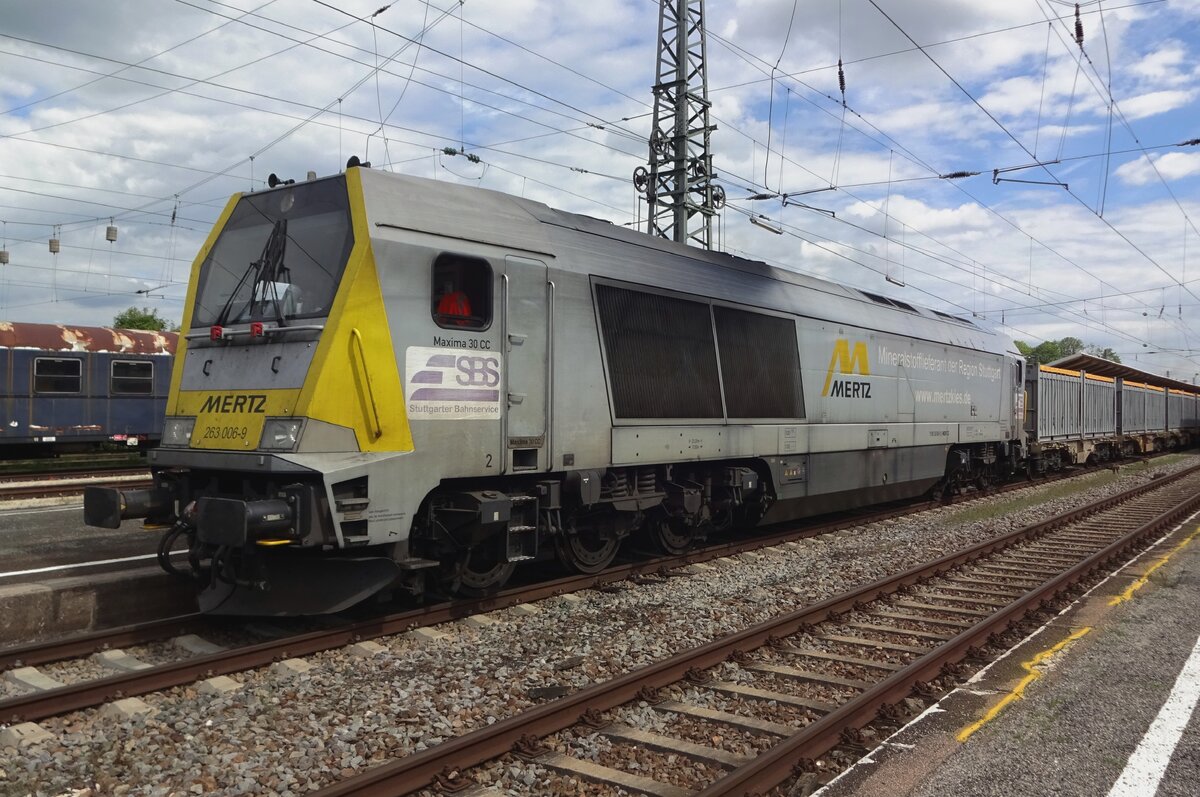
[2,0,1200,378]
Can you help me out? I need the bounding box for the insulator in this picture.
[1075,4,1083,48]
[0,249,8,265]
[838,58,846,96]
[106,225,118,242]
[49,237,60,254]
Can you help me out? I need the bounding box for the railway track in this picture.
[0,458,1174,727]
[0,452,147,477]
[2,460,1190,797]
[0,467,151,501]
[303,463,1200,797]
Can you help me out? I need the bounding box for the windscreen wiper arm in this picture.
[214,219,288,327]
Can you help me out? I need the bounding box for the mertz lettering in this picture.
[828,380,871,399]
[199,393,268,413]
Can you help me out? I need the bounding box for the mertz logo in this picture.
[199,394,267,413]
[821,339,871,398]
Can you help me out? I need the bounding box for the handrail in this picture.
[546,279,555,468]
[501,273,510,474]
[349,328,383,441]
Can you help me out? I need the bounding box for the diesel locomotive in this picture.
[83,164,1193,615]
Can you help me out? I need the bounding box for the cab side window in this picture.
[431,254,492,330]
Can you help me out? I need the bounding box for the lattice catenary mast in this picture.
[634,0,725,249]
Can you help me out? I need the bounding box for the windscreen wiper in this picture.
[214,219,288,327]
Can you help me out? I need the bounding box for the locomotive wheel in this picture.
[457,546,515,596]
[653,517,698,556]
[556,530,620,574]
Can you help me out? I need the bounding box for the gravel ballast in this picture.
[2,456,1195,797]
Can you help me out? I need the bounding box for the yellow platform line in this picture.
[959,522,1199,742]
[957,626,1092,743]
[1109,525,1200,606]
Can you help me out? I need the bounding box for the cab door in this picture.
[503,256,549,473]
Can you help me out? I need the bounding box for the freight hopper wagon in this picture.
[84,165,1030,615]
[0,322,176,456]
[1024,357,1200,468]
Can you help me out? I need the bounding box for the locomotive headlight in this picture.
[162,418,195,447]
[260,418,304,451]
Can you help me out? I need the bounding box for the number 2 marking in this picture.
[485,453,493,468]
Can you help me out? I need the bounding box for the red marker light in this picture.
[250,322,264,337]
[210,325,223,341]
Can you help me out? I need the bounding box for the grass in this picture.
[935,453,1195,527]
[0,448,146,474]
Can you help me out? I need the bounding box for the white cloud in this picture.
[1118,89,1196,120]
[844,195,994,235]
[1115,151,1200,186]
[1129,41,1190,85]
[0,0,1197,369]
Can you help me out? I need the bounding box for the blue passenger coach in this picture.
[0,322,177,455]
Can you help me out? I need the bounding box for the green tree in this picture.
[1087,345,1122,363]
[1057,336,1085,357]
[1031,340,1062,363]
[1014,337,1120,365]
[113,306,175,331]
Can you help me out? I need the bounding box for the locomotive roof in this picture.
[0,321,177,354]
[356,168,1013,356]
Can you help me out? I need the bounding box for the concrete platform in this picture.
[0,566,196,647]
[0,501,196,647]
[0,501,159,579]
[819,515,1200,797]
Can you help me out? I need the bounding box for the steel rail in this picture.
[0,470,980,669]
[0,504,873,676]
[0,615,203,672]
[0,476,153,501]
[0,466,148,483]
[701,476,1200,795]
[307,463,1200,797]
[0,460,148,481]
[0,497,937,721]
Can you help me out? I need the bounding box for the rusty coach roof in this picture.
[0,321,177,354]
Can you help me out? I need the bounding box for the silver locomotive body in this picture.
[87,167,1027,614]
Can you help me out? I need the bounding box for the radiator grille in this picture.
[714,306,804,418]
[596,285,723,418]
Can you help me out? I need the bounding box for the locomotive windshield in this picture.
[190,176,353,328]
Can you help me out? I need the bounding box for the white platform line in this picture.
[0,551,182,580]
[0,504,82,516]
[1106,631,1200,797]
